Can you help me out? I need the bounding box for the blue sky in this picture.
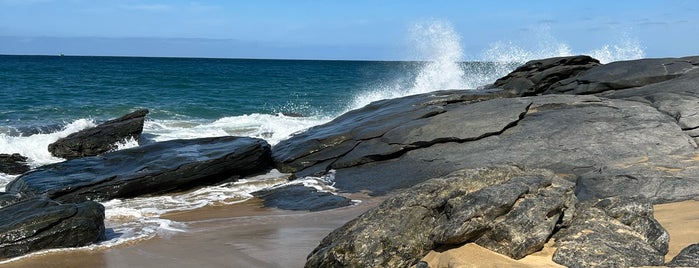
[0,0,697,60]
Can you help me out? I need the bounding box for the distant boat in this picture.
[59,53,64,57]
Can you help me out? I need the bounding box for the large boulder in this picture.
[546,56,699,95]
[305,166,576,267]
[491,55,601,96]
[0,153,30,175]
[48,109,149,159]
[7,136,272,203]
[552,197,669,268]
[274,90,699,202]
[0,197,105,259]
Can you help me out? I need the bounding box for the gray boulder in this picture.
[492,55,600,96]
[547,56,699,95]
[305,166,576,267]
[274,90,699,202]
[0,197,105,259]
[48,109,149,159]
[0,153,30,175]
[7,136,272,203]
[252,184,353,211]
[667,244,699,267]
[552,197,669,268]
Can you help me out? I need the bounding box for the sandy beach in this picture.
[2,198,697,268]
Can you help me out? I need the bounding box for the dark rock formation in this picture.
[48,109,149,159]
[252,184,352,211]
[305,166,576,268]
[546,56,699,95]
[274,90,699,202]
[552,197,669,268]
[667,243,699,267]
[7,136,272,203]
[492,55,601,96]
[0,153,30,175]
[0,197,105,259]
[0,192,21,208]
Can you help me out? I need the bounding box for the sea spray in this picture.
[0,119,95,167]
[350,20,467,110]
[143,113,330,146]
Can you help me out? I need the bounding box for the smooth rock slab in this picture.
[0,197,105,259]
[48,109,149,159]
[305,166,575,268]
[552,197,669,268]
[7,136,272,203]
[252,184,352,211]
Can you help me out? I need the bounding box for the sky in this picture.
[0,0,697,60]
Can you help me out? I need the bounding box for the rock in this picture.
[547,56,699,95]
[274,89,699,202]
[597,72,699,144]
[0,153,30,175]
[492,55,601,96]
[7,136,272,203]
[305,166,576,268]
[552,197,669,268]
[252,184,352,211]
[0,192,21,208]
[667,244,699,267]
[48,109,149,159]
[0,196,105,259]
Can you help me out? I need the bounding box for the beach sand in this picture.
[1,198,697,268]
[421,199,699,268]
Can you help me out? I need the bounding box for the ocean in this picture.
[0,23,646,262]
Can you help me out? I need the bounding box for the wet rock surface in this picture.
[0,153,30,175]
[7,136,272,203]
[252,184,353,211]
[48,109,149,159]
[0,197,105,259]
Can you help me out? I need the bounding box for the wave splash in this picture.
[351,20,467,109]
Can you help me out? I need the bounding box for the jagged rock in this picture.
[48,109,149,159]
[305,166,576,268]
[252,184,352,211]
[547,56,699,95]
[274,89,699,202]
[0,196,105,259]
[7,136,272,203]
[492,55,601,96]
[0,153,30,175]
[667,244,699,267]
[552,197,669,268]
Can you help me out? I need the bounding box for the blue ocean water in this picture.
[0,22,647,260]
[1,55,410,127]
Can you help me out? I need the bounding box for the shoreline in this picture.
[0,198,697,267]
[0,194,385,268]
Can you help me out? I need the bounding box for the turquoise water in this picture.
[0,55,416,126]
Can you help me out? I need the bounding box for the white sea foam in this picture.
[144,113,330,145]
[0,119,95,167]
[351,20,467,109]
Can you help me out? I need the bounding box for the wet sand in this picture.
[1,194,385,268]
[2,198,697,268]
